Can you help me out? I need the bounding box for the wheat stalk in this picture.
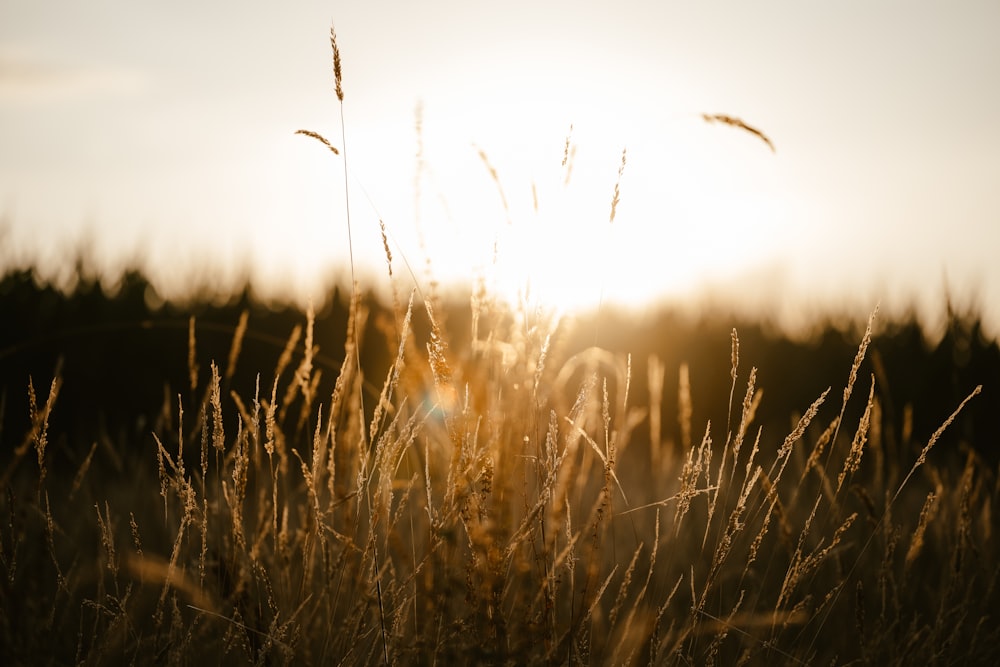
[701,113,776,152]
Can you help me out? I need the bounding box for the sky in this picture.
[2,1,999,336]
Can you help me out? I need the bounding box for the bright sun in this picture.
[391,113,790,315]
[270,98,794,317]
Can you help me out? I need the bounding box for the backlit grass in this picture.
[1,24,997,666]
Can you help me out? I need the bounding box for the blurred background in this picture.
[2,1,999,336]
[2,1,998,469]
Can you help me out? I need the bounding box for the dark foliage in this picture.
[2,267,998,471]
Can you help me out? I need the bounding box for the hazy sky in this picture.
[2,1,999,334]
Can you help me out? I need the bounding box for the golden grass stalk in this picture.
[893,384,982,507]
[647,354,665,467]
[562,123,574,168]
[0,374,59,492]
[224,309,249,384]
[836,376,875,495]
[608,148,626,224]
[210,362,225,453]
[475,146,511,225]
[559,123,578,186]
[330,26,344,102]
[725,328,740,435]
[69,441,97,500]
[731,367,759,485]
[701,113,776,152]
[823,305,878,475]
[674,422,712,534]
[188,315,199,393]
[294,129,340,155]
[904,490,939,571]
[274,323,302,384]
[678,362,693,451]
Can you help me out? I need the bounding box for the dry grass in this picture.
[2,280,995,665]
[1,24,997,667]
[700,113,776,153]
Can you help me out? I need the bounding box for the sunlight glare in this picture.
[268,88,797,317]
[389,112,795,315]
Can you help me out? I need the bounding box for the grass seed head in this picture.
[330,25,344,101]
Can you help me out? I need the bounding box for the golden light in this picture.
[253,37,801,318]
[334,107,800,317]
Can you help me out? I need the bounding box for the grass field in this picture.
[1,26,998,666]
[1,281,997,665]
